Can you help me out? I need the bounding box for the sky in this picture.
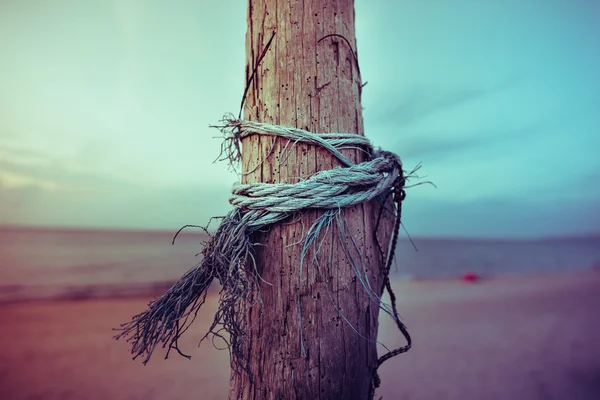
[0,0,599,238]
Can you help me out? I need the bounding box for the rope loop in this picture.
[224,119,402,215]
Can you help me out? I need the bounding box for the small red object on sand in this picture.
[462,272,479,283]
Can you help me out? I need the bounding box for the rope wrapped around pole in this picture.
[114,115,412,391]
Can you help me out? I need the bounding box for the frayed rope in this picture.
[114,114,413,385]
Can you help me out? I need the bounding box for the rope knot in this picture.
[372,149,402,172]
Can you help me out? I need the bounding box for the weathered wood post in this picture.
[233,0,393,398]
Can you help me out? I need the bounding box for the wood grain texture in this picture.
[232,1,393,398]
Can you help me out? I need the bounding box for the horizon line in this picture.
[1,223,598,242]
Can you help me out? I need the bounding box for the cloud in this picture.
[0,145,136,191]
[396,124,545,160]
[0,179,231,230]
[0,142,234,229]
[371,75,523,128]
[402,196,600,238]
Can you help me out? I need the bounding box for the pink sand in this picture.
[1,270,599,399]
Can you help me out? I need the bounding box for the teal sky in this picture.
[1,0,598,238]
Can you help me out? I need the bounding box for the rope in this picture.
[114,115,412,397]
[231,155,399,212]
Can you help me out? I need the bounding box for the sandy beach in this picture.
[1,270,599,400]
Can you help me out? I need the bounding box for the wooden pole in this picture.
[233,1,393,398]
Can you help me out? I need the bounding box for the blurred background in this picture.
[1,0,599,399]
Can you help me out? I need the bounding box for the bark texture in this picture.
[231,1,392,398]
